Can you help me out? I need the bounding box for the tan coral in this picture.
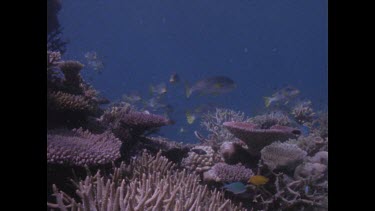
[181,145,221,173]
[48,91,94,112]
[261,142,307,170]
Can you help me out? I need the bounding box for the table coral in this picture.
[223,121,301,155]
[47,128,121,167]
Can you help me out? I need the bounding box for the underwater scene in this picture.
[47,0,327,210]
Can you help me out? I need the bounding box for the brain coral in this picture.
[47,128,121,167]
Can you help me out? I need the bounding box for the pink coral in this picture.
[47,128,121,167]
[223,121,301,155]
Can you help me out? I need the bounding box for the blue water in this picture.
[59,0,327,143]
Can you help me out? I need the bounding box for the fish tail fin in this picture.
[186,110,195,124]
[185,81,192,98]
[264,97,272,107]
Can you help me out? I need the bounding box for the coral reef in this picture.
[47,128,121,167]
[203,163,254,183]
[48,151,245,210]
[250,173,328,210]
[260,142,307,171]
[311,111,328,138]
[223,122,301,155]
[219,141,254,165]
[291,100,316,125]
[98,104,172,140]
[307,151,328,165]
[200,108,247,146]
[47,52,105,129]
[48,91,94,112]
[294,162,327,181]
[181,145,221,173]
[47,0,67,53]
[286,133,328,155]
[248,111,292,129]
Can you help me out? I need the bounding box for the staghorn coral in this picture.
[48,151,246,211]
[200,108,247,146]
[47,128,121,167]
[223,122,301,156]
[203,162,254,183]
[260,142,307,171]
[248,111,292,129]
[181,145,221,173]
[291,101,316,125]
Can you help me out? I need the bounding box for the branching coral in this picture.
[181,145,222,173]
[251,173,328,210]
[291,101,316,125]
[223,122,301,156]
[248,111,292,129]
[200,108,247,145]
[47,128,121,167]
[203,162,254,183]
[48,151,246,211]
[260,142,307,171]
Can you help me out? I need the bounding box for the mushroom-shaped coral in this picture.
[223,121,301,155]
[261,142,307,171]
[203,162,254,183]
[47,128,121,167]
[181,145,221,173]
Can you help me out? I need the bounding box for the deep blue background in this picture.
[59,0,327,143]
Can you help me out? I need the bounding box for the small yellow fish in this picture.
[248,175,269,186]
[186,110,196,124]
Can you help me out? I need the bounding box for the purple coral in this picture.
[203,162,254,183]
[223,121,301,155]
[47,128,121,167]
[99,106,173,140]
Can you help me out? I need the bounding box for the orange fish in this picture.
[248,175,269,186]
